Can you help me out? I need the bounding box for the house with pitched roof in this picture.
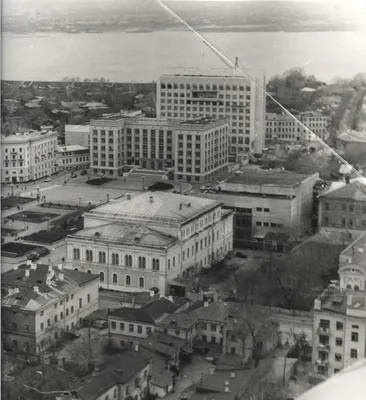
[1,262,99,354]
[65,191,233,294]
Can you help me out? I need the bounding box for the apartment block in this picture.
[57,144,90,171]
[65,191,234,294]
[157,73,266,156]
[1,130,58,183]
[312,233,366,378]
[1,263,100,354]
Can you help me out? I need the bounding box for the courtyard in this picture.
[7,210,60,223]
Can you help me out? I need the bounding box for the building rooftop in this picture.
[76,349,150,400]
[109,307,155,324]
[142,297,179,320]
[65,124,90,132]
[140,332,187,356]
[2,264,99,311]
[70,222,178,248]
[58,145,89,152]
[339,232,366,271]
[1,130,57,143]
[320,180,366,201]
[87,191,220,226]
[224,169,315,188]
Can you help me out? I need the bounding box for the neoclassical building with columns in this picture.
[65,191,233,294]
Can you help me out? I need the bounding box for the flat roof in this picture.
[65,124,90,132]
[226,169,315,187]
[58,145,89,152]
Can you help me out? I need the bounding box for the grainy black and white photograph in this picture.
[1,0,365,399]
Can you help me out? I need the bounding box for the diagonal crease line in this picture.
[156,0,364,179]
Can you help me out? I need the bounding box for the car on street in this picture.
[34,247,50,257]
[80,170,87,176]
[71,173,77,178]
[27,252,40,261]
[44,176,52,182]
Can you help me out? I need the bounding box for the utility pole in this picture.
[88,321,92,371]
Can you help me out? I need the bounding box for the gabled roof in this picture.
[109,307,155,324]
[70,222,178,248]
[142,297,178,320]
[321,180,366,201]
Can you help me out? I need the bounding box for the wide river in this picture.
[2,30,366,82]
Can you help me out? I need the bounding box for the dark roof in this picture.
[77,350,150,400]
[109,307,155,324]
[142,298,178,320]
[140,332,187,357]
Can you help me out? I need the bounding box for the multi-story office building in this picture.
[90,116,229,183]
[1,130,58,183]
[65,191,234,294]
[318,179,366,241]
[199,169,319,248]
[1,263,100,354]
[265,112,331,143]
[57,145,90,171]
[312,233,366,378]
[156,73,266,156]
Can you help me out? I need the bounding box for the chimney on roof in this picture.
[210,367,215,375]
[179,204,183,210]
[58,273,64,282]
[224,386,230,393]
[30,263,37,270]
[230,372,236,379]
[149,195,154,203]
[25,269,30,277]
[57,263,63,270]
[13,265,18,271]
[167,295,173,303]
[134,343,139,352]
[34,286,39,293]
[314,298,321,310]
[14,288,19,293]
[27,260,31,266]
[204,301,209,307]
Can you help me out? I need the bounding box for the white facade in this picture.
[65,124,90,148]
[266,112,331,143]
[57,145,90,171]
[1,130,58,183]
[65,191,234,294]
[157,73,266,155]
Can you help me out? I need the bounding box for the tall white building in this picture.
[1,130,58,183]
[65,191,234,294]
[90,116,229,183]
[156,73,266,156]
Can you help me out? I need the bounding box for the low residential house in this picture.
[108,297,186,348]
[74,348,151,400]
[1,262,99,354]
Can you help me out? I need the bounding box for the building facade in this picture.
[199,170,319,247]
[1,130,58,183]
[265,112,331,143]
[156,73,266,156]
[65,191,234,294]
[312,233,366,378]
[57,145,90,171]
[1,263,100,354]
[89,115,229,182]
[65,124,90,148]
[318,179,366,241]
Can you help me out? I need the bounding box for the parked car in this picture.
[71,173,77,178]
[34,247,50,257]
[44,176,52,182]
[80,170,87,176]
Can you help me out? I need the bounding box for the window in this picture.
[126,275,131,286]
[112,274,117,284]
[112,253,119,265]
[335,353,342,362]
[73,248,80,260]
[350,349,358,359]
[336,321,343,331]
[320,319,330,329]
[120,323,125,331]
[152,258,160,271]
[138,256,146,269]
[210,324,217,332]
[352,325,359,329]
[79,298,83,308]
[139,277,144,288]
[111,321,116,330]
[125,255,132,267]
[175,329,180,336]
[137,325,143,334]
[351,332,359,342]
[99,251,106,263]
[40,322,44,331]
[129,324,134,333]
[54,315,58,323]
[60,312,64,320]
[100,272,104,282]
[87,294,91,303]
[146,327,152,335]
[86,250,93,261]
[335,337,343,346]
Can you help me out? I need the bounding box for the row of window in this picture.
[324,203,366,213]
[322,216,366,228]
[161,82,251,91]
[110,321,153,335]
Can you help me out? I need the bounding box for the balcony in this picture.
[317,343,330,351]
[317,326,331,336]
[316,359,329,366]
